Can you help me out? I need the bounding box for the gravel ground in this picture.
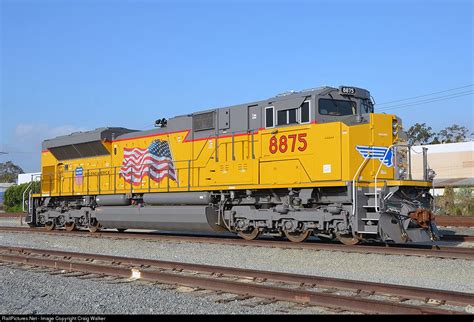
[0,231,473,293]
[0,217,25,226]
[0,264,339,314]
[0,218,473,314]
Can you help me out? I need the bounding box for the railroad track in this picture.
[2,213,474,227]
[0,213,24,218]
[0,245,471,314]
[0,226,473,260]
[435,216,474,228]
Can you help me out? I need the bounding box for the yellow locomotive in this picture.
[26,86,439,244]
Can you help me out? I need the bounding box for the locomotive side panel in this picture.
[343,113,395,183]
[40,147,113,196]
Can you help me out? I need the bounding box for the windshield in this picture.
[361,98,374,113]
[319,98,356,116]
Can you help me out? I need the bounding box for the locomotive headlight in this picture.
[428,169,436,181]
[398,168,407,179]
[392,120,398,136]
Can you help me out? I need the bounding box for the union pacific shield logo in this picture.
[74,167,83,185]
[356,146,394,167]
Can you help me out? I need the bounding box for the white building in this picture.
[17,172,41,185]
[411,141,473,195]
[0,183,15,205]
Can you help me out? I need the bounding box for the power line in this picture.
[376,84,473,106]
[378,91,473,111]
[377,91,473,111]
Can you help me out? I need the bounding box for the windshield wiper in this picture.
[327,92,339,114]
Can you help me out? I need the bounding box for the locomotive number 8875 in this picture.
[26,85,439,245]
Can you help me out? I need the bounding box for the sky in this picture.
[1,0,473,172]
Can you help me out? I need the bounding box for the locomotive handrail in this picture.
[373,144,395,213]
[22,173,41,211]
[352,152,372,215]
[48,160,215,195]
[40,130,261,195]
[28,190,32,214]
[373,143,417,212]
[22,181,34,212]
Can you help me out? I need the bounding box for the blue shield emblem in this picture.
[356,146,393,167]
[75,167,84,185]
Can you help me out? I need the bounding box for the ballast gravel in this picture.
[0,227,473,314]
[0,264,338,315]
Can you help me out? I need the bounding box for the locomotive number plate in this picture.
[341,87,356,95]
[269,133,307,154]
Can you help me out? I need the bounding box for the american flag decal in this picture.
[119,139,177,185]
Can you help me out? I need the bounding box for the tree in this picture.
[438,124,469,143]
[0,161,24,183]
[406,123,436,146]
[3,181,40,212]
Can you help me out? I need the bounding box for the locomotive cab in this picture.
[315,86,374,125]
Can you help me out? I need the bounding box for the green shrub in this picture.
[435,186,473,216]
[4,181,40,213]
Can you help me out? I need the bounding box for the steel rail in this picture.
[3,213,474,227]
[0,247,463,314]
[0,227,473,260]
[2,245,473,307]
[435,216,474,228]
[0,213,24,218]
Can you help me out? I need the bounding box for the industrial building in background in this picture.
[0,183,15,209]
[411,141,474,196]
[17,172,41,185]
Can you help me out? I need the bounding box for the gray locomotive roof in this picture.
[172,86,334,119]
[43,85,370,146]
[114,86,338,141]
[42,127,137,150]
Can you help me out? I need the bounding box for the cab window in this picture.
[265,107,275,128]
[300,101,310,123]
[277,108,298,126]
[361,99,374,113]
[318,98,356,116]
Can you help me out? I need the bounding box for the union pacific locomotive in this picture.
[26,86,440,244]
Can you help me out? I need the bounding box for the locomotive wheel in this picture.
[88,219,101,233]
[65,222,77,232]
[44,221,55,231]
[336,233,360,245]
[284,230,311,243]
[238,228,261,241]
[88,225,101,233]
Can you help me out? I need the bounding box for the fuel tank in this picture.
[94,205,226,232]
[143,192,211,205]
[96,194,130,206]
